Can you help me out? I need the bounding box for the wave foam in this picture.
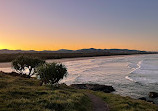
[126,59,158,84]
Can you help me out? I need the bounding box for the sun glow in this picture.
[0,45,6,50]
[0,1,157,51]
[0,43,13,50]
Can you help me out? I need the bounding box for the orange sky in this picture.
[0,0,158,51]
[0,31,157,51]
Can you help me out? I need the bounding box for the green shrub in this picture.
[12,55,45,77]
[36,63,67,85]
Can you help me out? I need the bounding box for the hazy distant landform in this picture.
[0,48,156,54]
[0,48,156,63]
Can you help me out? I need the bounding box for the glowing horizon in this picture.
[0,0,158,51]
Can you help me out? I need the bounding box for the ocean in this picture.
[0,54,158,103]
[60,54,158,103]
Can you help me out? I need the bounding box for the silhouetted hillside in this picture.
[0,48,155,54]
[0,48,156,62]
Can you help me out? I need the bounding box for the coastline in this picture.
[1,54,158,105]
[1,71,158,111]
[0,54,155,68]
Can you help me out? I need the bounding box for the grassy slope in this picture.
[92,91,158,111]
[0,72,158,111]
[0,72,92,111]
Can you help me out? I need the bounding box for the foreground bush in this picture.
[12,55,45,77]
[36,63,67,85]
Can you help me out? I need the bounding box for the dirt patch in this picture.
[86,93,109,111]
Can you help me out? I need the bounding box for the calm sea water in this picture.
[0,54,158,102]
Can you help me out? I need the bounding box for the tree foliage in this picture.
[12,55,45,77]
[36,63,67,85]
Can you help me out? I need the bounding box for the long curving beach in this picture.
[0,54,158,104]
[0,54,140,68]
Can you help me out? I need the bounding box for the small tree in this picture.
[12,55,45,77]
[36,63,67,85]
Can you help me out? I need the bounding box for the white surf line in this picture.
[125,60,143,82]
[125,76,136,82]
[131,60,143,73]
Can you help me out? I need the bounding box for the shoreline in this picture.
[1,71,158,110]
[0,54,157,68]
[1,54,158,105]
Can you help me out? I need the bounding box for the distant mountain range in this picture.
[0,48,154,54]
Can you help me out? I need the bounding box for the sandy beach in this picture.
[0,55,137,68]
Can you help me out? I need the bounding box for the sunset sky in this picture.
[0,0,158,51]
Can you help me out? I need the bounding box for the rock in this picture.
[147,100,155,104]
[138,97,156,104]
[70,84,115,93]
[139,97,146,101]
[149,92,158,98]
